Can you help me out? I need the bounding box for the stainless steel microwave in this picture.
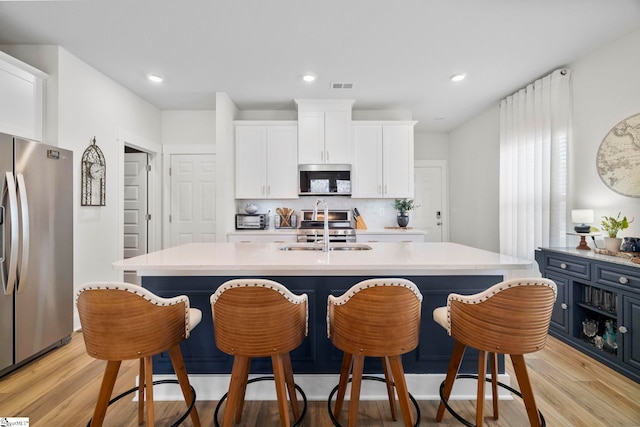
[235,213,269,230]
[299,164,351,196]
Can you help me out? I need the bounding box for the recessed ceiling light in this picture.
[450,73,466,82]
[433,116,446,121]
[302,73,316,83]
[147,73,163,83]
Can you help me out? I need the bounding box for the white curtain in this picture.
[499,69,571,261]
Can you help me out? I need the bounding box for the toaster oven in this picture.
[235,213,269,230]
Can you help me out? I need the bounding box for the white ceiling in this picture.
[1,0,639,133]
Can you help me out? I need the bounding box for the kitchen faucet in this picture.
[313,199,329,252]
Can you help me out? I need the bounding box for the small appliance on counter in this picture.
[235,213,269,230]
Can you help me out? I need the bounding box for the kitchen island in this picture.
[113,242,531,399]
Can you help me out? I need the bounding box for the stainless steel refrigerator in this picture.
[1,132,73,376]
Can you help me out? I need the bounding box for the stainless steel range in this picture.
[297,209,356,243]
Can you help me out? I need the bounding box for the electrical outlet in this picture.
[378,208,385,216]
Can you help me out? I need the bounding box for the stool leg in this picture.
[382,356,397,421]
[334,352,353,421]
[283,352,300,420]
[388,355,414,427]
[272,353,291,427]
[138,358,145,425]
[348,355,365,427]
[144,355,155,427]
[224,355,250,427]
[168,345,201,427]
[510,354,542,427]
[476,350,487,427]
[91,360,121,427]
[436,340,466,421]
[235,356,251,424]
[489,352,499,419]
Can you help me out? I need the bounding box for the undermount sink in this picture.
[279,243,372,251]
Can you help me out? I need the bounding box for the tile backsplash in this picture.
[235,197,406,229]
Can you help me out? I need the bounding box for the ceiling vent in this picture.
[331,82,355,90]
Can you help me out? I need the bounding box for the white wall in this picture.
[570,25,640,240]
[414,132,449,161]
[448,106,500,251]
[2,45,162,329]
[215,93,239,241]
[161,110,216,145]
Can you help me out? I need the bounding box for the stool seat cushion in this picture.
[432,306,448,332]
[189,308,202,331]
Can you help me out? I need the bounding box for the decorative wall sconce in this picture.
[81,137,106,206]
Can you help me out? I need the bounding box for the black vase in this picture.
[397,211,409,228]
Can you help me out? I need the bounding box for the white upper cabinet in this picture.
[296,99,353,165]
[352,121,416,198]
[0,52,47,141]
[235,122,298,199]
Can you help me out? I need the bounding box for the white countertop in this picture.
[540,247,640,269]
[356,228,428,234]
[113,242,531,276]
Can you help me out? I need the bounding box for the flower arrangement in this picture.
[393,198,418,213]
[600,212,633,238]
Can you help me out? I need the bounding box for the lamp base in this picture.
[574,225,591,233]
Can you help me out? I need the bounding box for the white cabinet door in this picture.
[298,112,325,164]
[352,124,383,197]
[352,122,415,198]
[266,125,298,199]
[324,111,352,164]
[383,125,414,198]
[236,124,298,199]
[0,53,45,141]
[298,111,351,164]
[235,126,268,198]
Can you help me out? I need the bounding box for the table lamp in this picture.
[572,209,594,233]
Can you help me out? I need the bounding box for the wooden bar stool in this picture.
[327,278,423,427]
[210,279,308,427]
[76,282,201,427]
[433,278,557,427]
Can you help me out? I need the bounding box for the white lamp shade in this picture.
[571,209,594,224]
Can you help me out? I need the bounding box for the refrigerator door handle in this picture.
[1,172,19,296]
[16,173,29,292]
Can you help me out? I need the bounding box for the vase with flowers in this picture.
[600,212,633,252]
[393,198,418,228]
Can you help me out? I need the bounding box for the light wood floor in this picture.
[0,332,638,426]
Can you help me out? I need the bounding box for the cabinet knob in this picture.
[619,276,629,285]
[618,325,628,334]
[560,263,567,269]
[561,303,568,310]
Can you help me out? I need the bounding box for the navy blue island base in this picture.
[144,274,505,376]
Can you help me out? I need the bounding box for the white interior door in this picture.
[414,162,446,242]
[124,152,148,258]
[170,154,216,246]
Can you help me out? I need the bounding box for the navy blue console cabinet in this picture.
[536,248,640,383]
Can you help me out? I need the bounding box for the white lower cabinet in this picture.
[356,233,425,243]
[352,122,416,198]
[227,233,297,243]
[235,122,298,199]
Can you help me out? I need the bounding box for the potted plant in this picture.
[600,212,633,252]
[393,199,418,228]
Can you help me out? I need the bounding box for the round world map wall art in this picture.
[596,112,640,197]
